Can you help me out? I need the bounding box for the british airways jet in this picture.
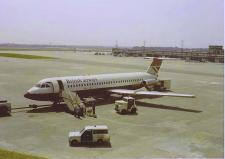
[24,58,194,112]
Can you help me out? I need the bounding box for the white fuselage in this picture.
[24,72,157,101]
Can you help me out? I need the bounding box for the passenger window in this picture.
[93,130,108,134]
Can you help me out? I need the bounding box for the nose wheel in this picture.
[52,101,58,106]
[52,101,61,108]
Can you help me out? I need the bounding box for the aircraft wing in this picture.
[109,89,195,98]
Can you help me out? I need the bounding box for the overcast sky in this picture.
[0,0,224,48]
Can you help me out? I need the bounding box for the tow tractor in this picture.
[0,100,11,116]
[115,96,137,114]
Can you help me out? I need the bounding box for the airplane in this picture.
[24,57,195,112]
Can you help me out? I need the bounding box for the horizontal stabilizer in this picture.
[144,57,180,60]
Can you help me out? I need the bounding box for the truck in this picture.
[68,125,110,146]
[154,79,171,91]
[0,100,11,116]
[115,96,137,114]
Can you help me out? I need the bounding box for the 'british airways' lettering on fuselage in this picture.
[66,78,98,84]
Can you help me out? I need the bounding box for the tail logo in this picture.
[146,58,162,76]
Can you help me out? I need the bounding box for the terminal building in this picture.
[112,45,224,63]
[208,45,224,63]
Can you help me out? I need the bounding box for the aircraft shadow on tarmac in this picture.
[92,98,202,113]
[115,111,138,116]
[70,142,112,148]
[27,105,67,113]
[135,101,202,113]
[26,98,202,114]
[0,113,11,118]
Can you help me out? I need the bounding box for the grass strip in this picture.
[0,53,57,59]
[0,148,48,159]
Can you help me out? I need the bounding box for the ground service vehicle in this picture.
[115,97,137,114]
[0,100,11,116]
[68,125,110,146]
[153,79,171,91]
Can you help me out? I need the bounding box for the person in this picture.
[81,106,86,117]
[73,107,77,117]
[74,106,81,119]
[91,102,97,118]
[79,103,86,117]
[92,102,96,115]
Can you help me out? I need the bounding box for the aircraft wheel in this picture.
[71,140,79,146]
[121,109,126,114]
[97,139,104,144]
[131,108,137,114]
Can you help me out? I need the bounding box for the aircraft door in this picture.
[57,80,64,92]
[50,80,58,93]
[81,130,93,143]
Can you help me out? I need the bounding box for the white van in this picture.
[69,125,110,146]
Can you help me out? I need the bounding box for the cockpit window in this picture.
[35,84,41,87]
[35,83,50,88]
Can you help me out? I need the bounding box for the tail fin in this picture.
[146,58,162,76]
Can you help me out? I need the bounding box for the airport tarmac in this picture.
[0,51,223,158]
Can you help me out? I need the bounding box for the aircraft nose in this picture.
[24,92,31,99]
